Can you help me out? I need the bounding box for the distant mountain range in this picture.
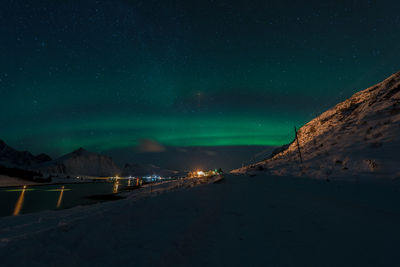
[0,140,52,168]
[0,140,181,178]
[233,70,400,179]
[123,163,181,177]
[39,148,121,177]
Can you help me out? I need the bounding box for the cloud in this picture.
[176,147,188,153]
[204,150,217,156]
[138,139,166,153]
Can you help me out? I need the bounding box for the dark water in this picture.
[0,180,130,217]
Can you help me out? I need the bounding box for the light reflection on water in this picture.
[113,181,119,193]
[7,188,35,192]
[13,185,26,216]
[56,186,65,208]
[2,180,134,217]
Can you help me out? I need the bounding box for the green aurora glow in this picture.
[1,0,400,157]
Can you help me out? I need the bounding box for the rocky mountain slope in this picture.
[232,71,400,179]
[40,148,121,177]
[0,140,52,168]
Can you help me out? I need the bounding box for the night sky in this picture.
[1,0,400,169]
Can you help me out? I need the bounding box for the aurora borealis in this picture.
[1,0,400,165]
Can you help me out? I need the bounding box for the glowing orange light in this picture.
[13,185,26,216]
[57,186,64,208]
[113,181,119,193]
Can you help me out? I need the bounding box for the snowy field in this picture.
[1,174,400,266]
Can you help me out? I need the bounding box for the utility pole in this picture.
[294,126,303,164]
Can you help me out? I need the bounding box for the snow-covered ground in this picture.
[1,174,400,266]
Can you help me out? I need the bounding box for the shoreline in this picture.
[0,180,111,189]
[0,175,113,189]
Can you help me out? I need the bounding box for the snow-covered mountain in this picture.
[0,140,52,168]
[232,71,400,179]
[40,148,121,177]
[123,163,181,177]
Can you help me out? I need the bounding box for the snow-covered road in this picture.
[1,174,400,266]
